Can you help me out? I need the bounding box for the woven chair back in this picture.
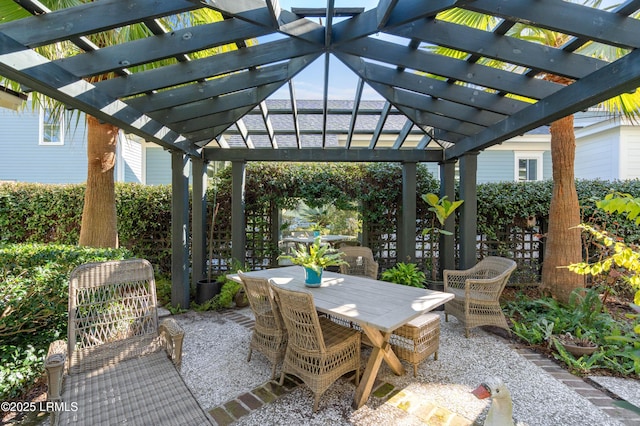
[474,256,517,281]
[339,246,378,279]
[68,259,158,354]
[238,271,285,332]
[269,283,326,353]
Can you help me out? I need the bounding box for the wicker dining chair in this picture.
[443,256,517,338]
[45,259,213,425]
[237,271,288,379]
[269,282,361,412]
[338,246,379,279]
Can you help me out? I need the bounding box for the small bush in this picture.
[380,262,426,288]
[0,243,132,400]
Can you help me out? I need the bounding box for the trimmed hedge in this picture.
[0,182,172,271]
[0,244,132,400]
[1,172,639,275]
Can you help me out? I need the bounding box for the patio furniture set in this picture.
[44,254,516,423]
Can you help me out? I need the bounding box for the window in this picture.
[514,152,543,182]
[39,108,64,145]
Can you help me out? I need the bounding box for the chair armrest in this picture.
[159,318,185,369]
[45,340,67,402]
[443,269,474,291]
[443,268,489,291]
[465,277,508,302]
[371,262,379,279]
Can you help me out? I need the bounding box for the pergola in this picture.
[1,0,639,307]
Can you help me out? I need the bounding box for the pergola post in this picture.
[459,152,479,269]
[399,162,417,263]
[439,160,456,274]
[271,204,280,266]
[192,158,208,286]
[171,151,191,308]
[231,161,247,267]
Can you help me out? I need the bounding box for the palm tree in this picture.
[434,3,640,303]
[0,0,228,247]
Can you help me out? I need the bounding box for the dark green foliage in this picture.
[503,288,639,376]
[0,183,84,244]
[1,172,639,278]
[0,182,172,271]
[0,244,132,400]
[192,277,241,311]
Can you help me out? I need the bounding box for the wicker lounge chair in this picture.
[338,246,379,279]
[390,312,440,377]
[443,256,517,337]
[269,282,361,412]
[45,259,213,426]
[237,271,288,379]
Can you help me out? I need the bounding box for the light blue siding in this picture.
[0,107,88,183]
[543,151,552,180]
[145,147,172,185]
[477,151,514,183]
[119,136,143,183]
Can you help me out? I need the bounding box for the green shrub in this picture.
[0,243,132,400]
[380,262,426,288]
[503,288,638,376]
[192,276,241,311]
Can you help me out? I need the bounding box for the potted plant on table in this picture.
[278,236,347,287]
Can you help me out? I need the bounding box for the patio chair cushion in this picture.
[45,259,213,425]
[57,351,211,426]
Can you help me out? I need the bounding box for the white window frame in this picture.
[39,107,65,146]
[514,151,543,182]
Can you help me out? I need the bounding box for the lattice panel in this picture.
[73,279,156,349]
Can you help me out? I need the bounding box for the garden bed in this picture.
[501,285,639,379]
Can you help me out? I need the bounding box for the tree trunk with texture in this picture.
[540,115,585,303]
[79,115,118,248]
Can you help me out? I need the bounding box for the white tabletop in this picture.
[229,266,453,333]
[281,235,356,244]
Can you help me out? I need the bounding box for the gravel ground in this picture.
[177,308,627,426]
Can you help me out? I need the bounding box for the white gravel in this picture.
[176,309,627,426]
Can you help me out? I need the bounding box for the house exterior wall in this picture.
[0,106,148,184]
[0,106,88,183]
[477,136,552,183]
[619,125,640,180]
[145,146,173,185]
[0,106,634,185]
[477,150,515,183]
[575,120,620,180]
[118,134,144,184]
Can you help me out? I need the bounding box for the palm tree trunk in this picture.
[79,115,118,248]
[540,115,585,303]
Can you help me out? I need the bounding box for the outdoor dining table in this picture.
[229,265,454,409]
[280,234,356,247]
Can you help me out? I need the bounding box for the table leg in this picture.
[352,325,406,409]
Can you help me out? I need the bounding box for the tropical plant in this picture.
[0,0,230,248]
[503,288,637,375]
[568,193,640,363]
[381,262,426,288]
[278,236,346,274]
[434,3,640,303]
[421,192,463,280]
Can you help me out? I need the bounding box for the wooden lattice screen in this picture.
[206,198,545,285]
